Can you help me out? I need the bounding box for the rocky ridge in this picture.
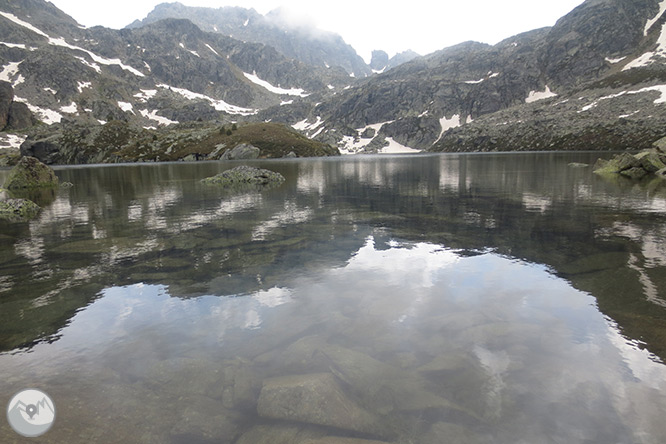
[127,3,373,77]
[269,0,666,154]
[3,0,666,161]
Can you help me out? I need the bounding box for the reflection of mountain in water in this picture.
[0,155,665,360]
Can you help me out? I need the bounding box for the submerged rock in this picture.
[0,198,40,222]
[201,166,285,187]
[257,372,383,437]
[303,438,391,444]
[235,424,327,444]
[3,156,59,189]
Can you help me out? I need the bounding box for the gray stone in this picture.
[257,373,383,436]
[7,102,35,130]
[656,167,666,179]
[235,424,326,444]
[0,198,41,222]
[361,128,376,139]
[638,151,666,173]
[620,167,648,180]
[422,422,487,444]
[220,143,261,160]
[3,156,59,189]
[303,438,391,444]
[0,81,12,130]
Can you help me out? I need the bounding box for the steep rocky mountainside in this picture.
[3,0,666,162]
[128,2,372,77]
[266,0,666,154]
[0,0,350,127]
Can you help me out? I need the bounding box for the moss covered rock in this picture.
[201,166,285,187]
[0,198,40,221]
[3,156,59,189]
[594,149,666,180]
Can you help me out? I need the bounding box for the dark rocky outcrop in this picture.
[3,156,58,189]
[0,81,12,130]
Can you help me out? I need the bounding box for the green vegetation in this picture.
[111,121,338,163]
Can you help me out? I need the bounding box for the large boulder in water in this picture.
[3,156,59,189]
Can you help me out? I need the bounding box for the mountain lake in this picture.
[1,152,666,443]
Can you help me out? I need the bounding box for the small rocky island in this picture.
[201,166,286,188]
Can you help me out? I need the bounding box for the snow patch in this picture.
[0,42,27,49]
[60,102,77,114]
[157,84,256,115]
[525,86,557,103]
[0,134,26,149]
[605,56,627,64]
[14,97,62,124]
[645,0,666,36]
[75,56,101,73]
[244,18,249,27]
[140,109,178,126]
[205,44,220,56]
[619,111,640,119]
[243,71,308,97]
[134,89,157,102]
[77,81,91,93]
[624,22,666,70]
[280,100,293,106]
[0,12,50,38]
[118,101,134,113]
[435,114,461,143]
[0,12,144,77]
[144,61,151,71]
[338,121,393,155]
[579,85,666,113]
[292,116,323,132]
[380,137,421,154]
[0,61,20,84]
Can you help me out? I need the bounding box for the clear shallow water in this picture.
[1,153,666,443]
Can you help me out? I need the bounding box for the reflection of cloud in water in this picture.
[522,192,552,213]
[342,236,459,288]
[252,201,313,241]
[253,287,292,308]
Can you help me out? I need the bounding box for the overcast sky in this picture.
[49,0,586,61]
